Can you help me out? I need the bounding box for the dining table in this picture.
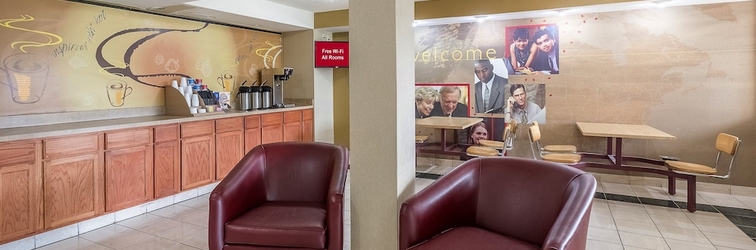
[574,122,700,212]
[415,116,483,158]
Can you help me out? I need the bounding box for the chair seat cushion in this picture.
[409,227,539,250]
[467,146,499,157]
[666,160,717,175]
[479,139,504,148]
[542,153,581,164]
[543,144,577,153]
[225,201,326,249]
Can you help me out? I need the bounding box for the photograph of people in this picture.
[467,122,489,145]
[430,86,469,117]
[508,28,537,75]
[414,87,439,118]
[473,59,509,114]
[529,27,559,74]
[506,84,546,124]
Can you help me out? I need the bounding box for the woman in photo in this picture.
[468,122,489,145]
[415,87,439,118]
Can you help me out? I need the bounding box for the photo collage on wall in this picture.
[414,22,556,144]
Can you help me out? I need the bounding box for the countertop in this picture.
[0,106,313,142]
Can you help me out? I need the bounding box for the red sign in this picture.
[314,41,349,68]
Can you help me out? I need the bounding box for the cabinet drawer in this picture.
[154,124,179,143]
[261,113,283,127]
[245,115,260,129]
[303,109,313,121]
[105,128,151,150]
[44,134,99,159]
[284,111,302,124]
[0,141,37,167]
[181,121,214,138]
[216,117,243,133]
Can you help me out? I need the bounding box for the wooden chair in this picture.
[665,133,741,178]
[528,124,581,164]
[531,121,577,153]
[466,124,511,157]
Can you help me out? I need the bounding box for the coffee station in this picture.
[236,67,295,111]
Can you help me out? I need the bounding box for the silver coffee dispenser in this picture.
[261,67,293,108]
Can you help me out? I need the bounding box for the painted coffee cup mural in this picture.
[1,53,49,104]
[106,79,132,107]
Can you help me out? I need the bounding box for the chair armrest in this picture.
[399,160,480,250]
[542,173,596,250]
[326,146,348,250]
[209,149,268,250]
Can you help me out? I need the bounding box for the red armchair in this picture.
[400,157,596,250]
[209,142,348,250]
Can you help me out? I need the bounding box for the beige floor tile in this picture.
[606,200,645,212]
[118,213,169,231]
[694,218,747,235]
[586,239,623,250]
[702,231,756,250]
[644,205,689,219]
[618,231,670,250]
[656,225,711,245]
[121,236,199,250]
[589,215,616,230]
[685,211,729,224]
[704,197,749,209]
[177,195,210,211]
[664,238,717,250]
[715,246,750,250]
[600,174,630,184]
[35,237,112,250]
[587,227,621,244]
[611,209,654,224]
[180,228,210,250]
[650,214,699,230]
[602,182,637,196]
[632,185,672,200]
[79,224,157,249]
[624,247,658,250]
[591,206,613,218]
[614,219,662,237]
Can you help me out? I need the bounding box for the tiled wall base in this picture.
[0,182,220,250]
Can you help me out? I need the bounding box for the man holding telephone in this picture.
[506,84,544,124]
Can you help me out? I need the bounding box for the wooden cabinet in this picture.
[0,141,42,242]
[302,109,314,142]
[181,121,215,190]
[42,134,103,229]
[153,125,180,199]
[215,118,244,180]
[261,113,283,144]
[283,111,303,142]
[104,128,153,212]
[244,115,261,153]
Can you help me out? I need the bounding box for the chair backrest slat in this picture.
[529,125,541,142]
[715,133,740,155]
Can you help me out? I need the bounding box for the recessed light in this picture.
[554,9,570,16]
[653,0,672,8]
[474,16,487,23]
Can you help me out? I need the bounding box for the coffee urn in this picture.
[260,86,273,109]
[237,86,252,111]
[250,86,262,110]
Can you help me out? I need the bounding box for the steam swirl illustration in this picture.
[255,41,282,69]
[0,15,62,53]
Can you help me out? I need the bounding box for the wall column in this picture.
[349,0,415,249]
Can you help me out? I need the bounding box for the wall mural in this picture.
[0,0,282,116]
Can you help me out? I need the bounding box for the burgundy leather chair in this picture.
[400,157,596,250]
[209,142,348,250]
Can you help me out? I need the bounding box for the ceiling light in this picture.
[412,21,418,27]
[555,9,570,16]
[653,0,672,8]
[474,16,487,23]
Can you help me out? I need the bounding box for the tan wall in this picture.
[0,1,281,116]
[332,32,350,148]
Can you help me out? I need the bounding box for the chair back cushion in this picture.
[528,125,541,142]
[474,157,590,246]
[261,142,344,202]
[716,133,740,155]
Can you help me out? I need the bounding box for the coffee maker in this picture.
[261,67,293,108]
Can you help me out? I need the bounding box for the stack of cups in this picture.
[171,80,179,89]
[179,77,188,88]
[191,94,200,107]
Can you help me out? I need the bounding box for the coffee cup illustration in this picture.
[106,80,133,107]
[217,71,235,92]
[0,53,49,104]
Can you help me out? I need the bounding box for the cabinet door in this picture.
[283,122,302,142]
[215,131,244,180]
[44,154,100,229]
[244,128,261,153]
[181,135,214,190]
[261,124,283,144]
[0,141,41,241]
[261,113,283,144]
[154,141,180,199]
[105,146,153,212]
[302,119,314,142]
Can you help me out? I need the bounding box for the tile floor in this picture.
[5,157,756,250]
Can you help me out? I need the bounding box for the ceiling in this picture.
[78,0,745,33]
